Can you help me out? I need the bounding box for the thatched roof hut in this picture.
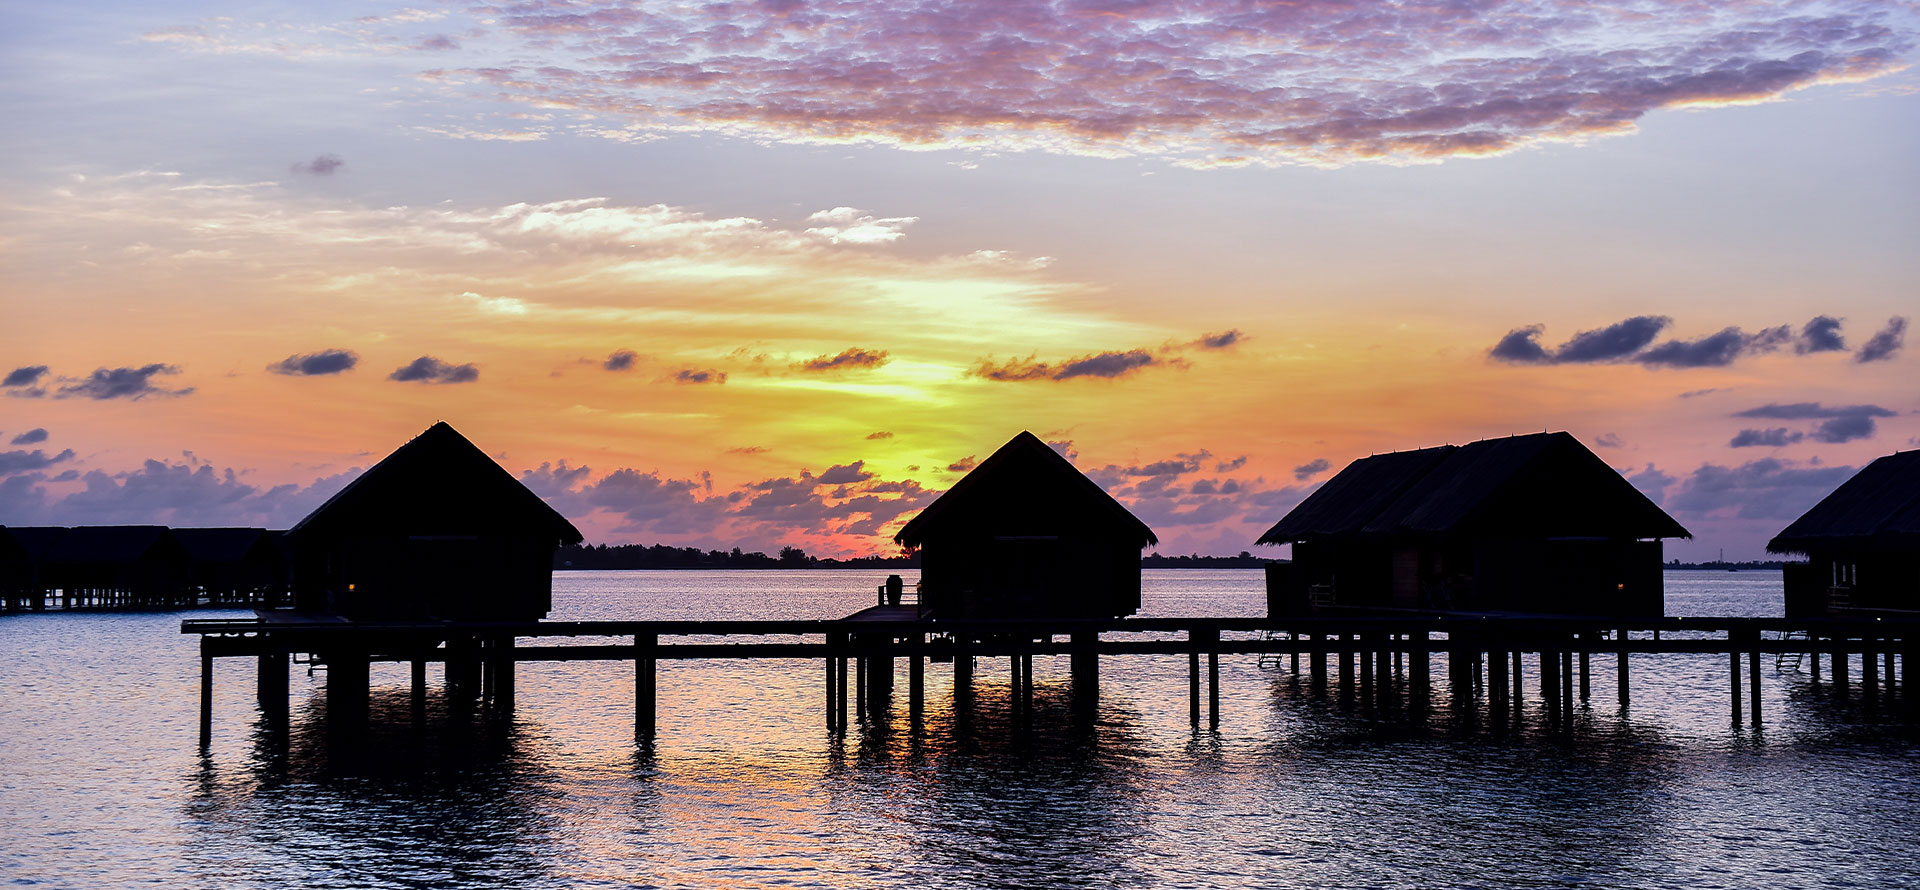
[896,431,1155,619]
[1258,432,1687,616]
[1767,449,1920,615]
[289,422,583,621]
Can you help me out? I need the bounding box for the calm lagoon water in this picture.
[3,570,1917,889]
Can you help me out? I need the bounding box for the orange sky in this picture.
[2,2,1917,559]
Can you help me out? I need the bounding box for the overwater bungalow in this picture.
[1256,431,1688,617]
[40,525,193,608]
[287,421,585,621]
[894,431,1157,619]
[174,527,286,606]
[0,526,66,609]
[1769,449,1920,617]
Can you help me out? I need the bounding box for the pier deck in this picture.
[183,612,1920,746]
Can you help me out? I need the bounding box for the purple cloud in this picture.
[10,428,49,446]
[388,356,478,384]
[799,348,889,372]
[433,0,1911,166]
[291,154,344,176]
[268,349,359,376]
[1857,316,1907,363]
[604,349,639,371]
[673,369,725,384]
[56,364,193,400]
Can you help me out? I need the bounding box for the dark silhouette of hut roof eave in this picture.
[894,431,1157,549]
[1259,432,1688,545]
[290,422,584,546]
[1766,450,1920,555]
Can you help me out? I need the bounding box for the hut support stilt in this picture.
[909,636,925,720]
[257,652,289,727]
[1730,650,1742,726]
[199,648,214,747]
[1188,651,1201,725]
[1488,646,1509,712]
[636,634,656,738]
[1209,650,1221,727]
[1070,631,1099,705]
[326,649,369,730]
[409,659,426,724]
[1863,638,1879,701]
[1833,648,1848,688]
[1618,630,1630,709]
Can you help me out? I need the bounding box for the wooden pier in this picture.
[183,612,1920,746]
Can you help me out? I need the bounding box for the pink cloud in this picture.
[440,0,1912,165]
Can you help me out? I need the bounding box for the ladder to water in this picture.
[1773,629,1808,672]
[1258,630,1294,668]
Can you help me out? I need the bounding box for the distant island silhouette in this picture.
[554,543,1276,570]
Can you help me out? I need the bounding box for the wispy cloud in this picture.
[388,0,1919,166]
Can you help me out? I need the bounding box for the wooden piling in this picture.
[1188,650,1201,725]
[909,634,925,719]
[1730,649,1742,726]
[325,648,369,730]
[1809,634,1820,681]
[1542,646,1560,712]
[257,652,289,727]
[838,654,850,728]
[1512,651,1524,703]
[199,648,214,747]
[855,653,867,718]
[1410,636,1430,710]
[1833,646,1848,687]
[1863,637,1879,698]
[492,637,515,709]
[1618,630,1630,709]
[636,634,657,737]
[410,658,427,724]
[1338,636,1354,691]
[1209,650,1221,727]
[1070,630,1099,704]
[1308,633,1326,687]
[1488,646,1509,712]
[1749,645,1762,725]
[1579,643,1591,701]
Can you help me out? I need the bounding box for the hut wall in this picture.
[921,532,1137,619]
[295,533,553,621]
[1471,537,1661,616]
[1782,559,1824,618]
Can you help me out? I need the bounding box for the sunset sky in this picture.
[2,0,1915,560]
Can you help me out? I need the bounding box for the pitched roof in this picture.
[42,526,180,563]
[171,527,272,563]
[1768,449,1920,553]
[894,431,1157,548]
[290,422,583,545]
[1259,431,1688,544]
[0,526,68,560]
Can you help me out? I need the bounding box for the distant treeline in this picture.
[555,543,918,570]
[555,544,1280,570]
[1141,552,1274,568]
[1665,560,1787,571]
